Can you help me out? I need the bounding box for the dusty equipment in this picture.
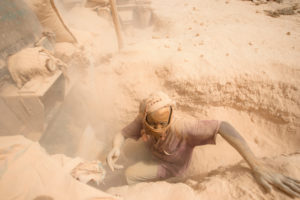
[85,0,153,28]
[116,0,153,28]
[0,0,68,141]
[84,0,153,50]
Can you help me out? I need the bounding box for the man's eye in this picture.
[160,122,168,126]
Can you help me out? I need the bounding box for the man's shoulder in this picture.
[170,113,196,133]
[171,114,219,134]
[172,113,197,123]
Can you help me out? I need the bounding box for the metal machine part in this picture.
[116,0,153,28]
[85,0,153,28]
[0,72,65,140]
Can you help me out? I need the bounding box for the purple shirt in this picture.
[121,114,221,179]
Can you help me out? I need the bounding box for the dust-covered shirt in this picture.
[121,114,221,179]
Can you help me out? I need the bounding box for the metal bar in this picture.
[109,0,123,50]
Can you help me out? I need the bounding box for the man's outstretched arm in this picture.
[218,121,300,198]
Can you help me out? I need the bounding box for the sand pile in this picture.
[85,0,299,198]
[2,0,299,199]
[0,135,117,200]
[107,153,300,200]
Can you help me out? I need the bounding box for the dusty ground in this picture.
[37,0,300,199]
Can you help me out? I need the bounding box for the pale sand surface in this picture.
[1,0,300,199]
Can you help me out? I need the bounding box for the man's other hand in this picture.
[253,164,300,198]
[106,147,124,171]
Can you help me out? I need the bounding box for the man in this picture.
[107,92,300,197]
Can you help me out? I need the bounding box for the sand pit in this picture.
[67,0,299,198]
[106,153,300,200]
[1,0,299,199]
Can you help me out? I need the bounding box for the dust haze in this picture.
[0,0,299,199]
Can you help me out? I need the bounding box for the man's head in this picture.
[146,106,172,129]
[140,92,175,139]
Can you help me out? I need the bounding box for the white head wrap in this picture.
[139,91,175,142]
[139,91,175,114]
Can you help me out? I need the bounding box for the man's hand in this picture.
[253,165,300,198]
[106,132,125,171]
[218,121,300,198]
[106,147,124,171]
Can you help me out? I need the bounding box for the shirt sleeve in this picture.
[121,115,143,140]
[183,119,221,147]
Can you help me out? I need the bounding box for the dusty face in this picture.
[146,106,171,129]
[144,106,172,139]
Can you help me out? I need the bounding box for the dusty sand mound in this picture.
[36,0,299,199]
[107,153,300,200]
[0,135,117,200]
[92,46,299,177]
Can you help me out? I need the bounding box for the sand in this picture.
[65,0,299,198]
[1,0,300,199]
